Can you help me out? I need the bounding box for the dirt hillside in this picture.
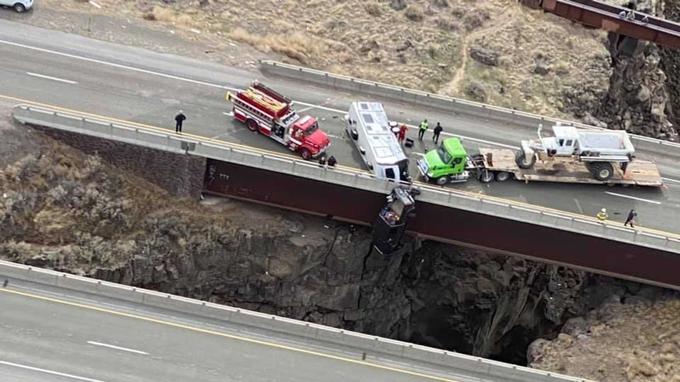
[15,0,611,117]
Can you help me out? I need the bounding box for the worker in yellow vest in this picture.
[596,208,608,221]
[418,119,429,141]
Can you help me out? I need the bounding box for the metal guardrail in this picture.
[258,60,680,152]
[12,105,680,256]
[0,259,593,382]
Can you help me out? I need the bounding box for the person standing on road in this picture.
[433,122,443,144]
[175,110,186,134]
[327,155,337,167]
[418,119,429,141]
[596,208,608,221]
[624,208,637,227]
[398,124,408,145]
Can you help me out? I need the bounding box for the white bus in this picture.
[345,102,410,182]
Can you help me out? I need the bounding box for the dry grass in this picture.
[228,28,325,65]
[57,0,612,129]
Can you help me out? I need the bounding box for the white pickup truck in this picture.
[516,123,636,181]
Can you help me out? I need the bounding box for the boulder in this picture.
[470,45,499,66]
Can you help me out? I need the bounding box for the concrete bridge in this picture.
[12,104,680,290]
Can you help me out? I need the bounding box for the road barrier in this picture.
[0,259,593,382]
[258,60,680,152]
[13,104,680,261]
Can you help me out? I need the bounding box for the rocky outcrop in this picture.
[660,1,680,131]
[559,1,678,140]
[528,290,680,381]
[599,36,677,139]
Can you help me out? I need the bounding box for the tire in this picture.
[495,171,511,182]
[13,3,26,12]
[246,119,259,132]
[588,162,614,181]
[515,151,536,169]
[299,148,312,160]
[435,176,448,186]
[478,169,494,183]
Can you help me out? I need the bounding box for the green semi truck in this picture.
[416,136,663,187]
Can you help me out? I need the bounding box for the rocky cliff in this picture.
[560,0,678,139]
[660,0,680,131]
[528,292,680,381]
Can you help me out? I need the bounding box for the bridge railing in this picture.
[258,60,680,154]
[0,259,594,382]
[12,104,680,257]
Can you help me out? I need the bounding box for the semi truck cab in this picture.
[416,137,470,185]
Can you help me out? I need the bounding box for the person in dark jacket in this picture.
[624,209,637,227]
[433,122,443,144]
[175,110,186,133]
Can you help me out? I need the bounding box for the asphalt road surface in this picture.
[0,20,679,233]
[0,278,524,382]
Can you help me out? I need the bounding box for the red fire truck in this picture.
[226,81,330,160]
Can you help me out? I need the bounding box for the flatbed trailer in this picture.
[474,148,663,187]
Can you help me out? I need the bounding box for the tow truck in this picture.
[417,123,663,187]
[226,81,330,160]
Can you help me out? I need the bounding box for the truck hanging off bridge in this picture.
[417,123,663,187]
[227,81,330,160]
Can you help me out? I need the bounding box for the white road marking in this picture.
[662,177,680,184]
[293,101,345,114]
[0,39,237,91]
[573,198,584,214]
[87,341,149,355]
[326,133,344,139]
[88,0,102,8]
[604,191,662,205]
[0,360,108,382]
[223,112,233,116]
[26,72,78,85]
[440,132,519,149]
[296,106,314,113]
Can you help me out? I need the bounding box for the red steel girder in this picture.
[204,159,680,290]
[541,0,680,49]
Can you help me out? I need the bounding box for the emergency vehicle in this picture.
[345,102,410,182]
[226,81,330,160]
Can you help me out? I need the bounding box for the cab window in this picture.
[385,168,395,179]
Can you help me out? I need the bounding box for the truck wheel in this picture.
[299,148,312,160]
[589,162,614,181]
[435,177,448,186]
[13,3,26,12]
[515,151,536,169]
[246,119,259,132]
[478,169,494,183]
[495,171,511,182]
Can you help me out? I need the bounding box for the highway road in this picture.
[0,277,522,382]
[0,19,679,233]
